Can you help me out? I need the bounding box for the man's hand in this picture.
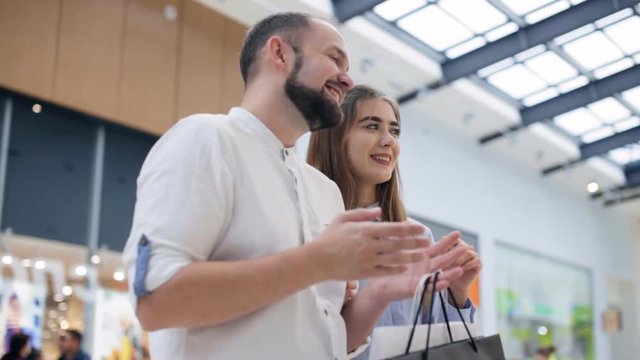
[364,231,466,303]
[307,208,431,281]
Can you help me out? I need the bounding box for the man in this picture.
[57,330,90,360]
[122,12,464,359]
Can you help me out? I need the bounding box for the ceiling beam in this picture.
[522,65,640,126]
[625,159,640,187]
[542,126,640,175]
[441,0,640,83]
[331,0,386,23]
[480,64,640,144]
[604,190,640,206]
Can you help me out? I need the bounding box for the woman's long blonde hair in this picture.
[307,85,407,222]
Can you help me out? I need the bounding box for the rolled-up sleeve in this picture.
[122,116,233,306]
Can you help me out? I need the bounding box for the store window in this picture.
[2,97,94,246]
[99,126,156,252]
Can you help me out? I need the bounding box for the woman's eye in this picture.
[366,124,379,130]
[392,129,401,136]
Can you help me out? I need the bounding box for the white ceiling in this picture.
[197,0,640,217]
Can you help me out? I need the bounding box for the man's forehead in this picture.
[307,19,348,50]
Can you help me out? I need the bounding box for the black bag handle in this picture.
[437,290,453,343]
[403,272,439,355]
[438,288,479,352]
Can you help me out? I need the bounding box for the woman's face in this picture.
[345,97,400,187]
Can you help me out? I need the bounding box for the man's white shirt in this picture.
[122,108,348,359]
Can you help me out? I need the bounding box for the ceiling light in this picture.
[53,293,64,303]
[113,271,126,282]
[21,259,32,268]
[537,326,548,336]
[34,260,46,270]
[58,302,68,311]
[59,319,69,330]
[32,104,42,114]
[62,285,73,296]
[90,254,101,265]
[587,182,599,193]
[1,255,13,265]
[74,265,87,277]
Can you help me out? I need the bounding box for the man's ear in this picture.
[265,36,291,72]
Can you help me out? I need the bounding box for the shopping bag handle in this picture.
[442,287,479,352]
[404,272,439,355]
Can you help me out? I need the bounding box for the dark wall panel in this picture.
[3,97,94,245]
[99,126,155,251]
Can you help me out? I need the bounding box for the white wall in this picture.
[397,102,638,360]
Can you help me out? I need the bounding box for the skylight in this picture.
[366,0,640,173]
[374,0,426,21]
[609,145,640,166]
[486,64,547,99]
[438,0,507,33]
[499,0,555,16]
[622,86,640,110]
[398,6,474,51]
[562,31,625,70]
[553,108,601,136]
[587,97,631,124]
[524,51,577,84]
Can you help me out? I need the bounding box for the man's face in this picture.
[284,20,353,131]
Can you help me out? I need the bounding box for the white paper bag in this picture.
[369,321,478,360]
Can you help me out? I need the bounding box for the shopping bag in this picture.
[387,272,506,360]
[370,321,478,359]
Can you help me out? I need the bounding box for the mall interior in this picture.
[0,0,639,359]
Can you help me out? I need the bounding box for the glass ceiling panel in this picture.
[439,0,507,33]
[593,57,634,79]
[622,86,640,110]
[553,107,602,136]
[525,1,570,25]
[398,5,474,51]
[587,97,631,124]
[581,127,614,144]
[614,116,640,132]
[562,31,625,70]
[595,8,634,29]
[368,0,639,171]
[500,0,554,16]
[486,64,547,99]
[604,16,640,55]
[524,51,577,84]
[373,0,426,21]
[485,22,519,41]
[445,36,487,59]
[557,75,589,93]
[609,145,640,166]
[522,88,560,107]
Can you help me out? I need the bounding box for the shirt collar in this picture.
[229,107,296,157]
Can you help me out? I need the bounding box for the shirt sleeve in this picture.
[422,291,476,324]
[122,116,233,304]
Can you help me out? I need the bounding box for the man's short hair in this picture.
[66,329,83,343]
[239,12,314,84]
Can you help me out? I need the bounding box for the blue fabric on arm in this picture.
[134,235,152,297]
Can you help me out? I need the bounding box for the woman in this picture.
[307,85,481,357]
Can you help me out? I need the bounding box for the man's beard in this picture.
[284,56,344,131]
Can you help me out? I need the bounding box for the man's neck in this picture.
[241,86,308,147]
